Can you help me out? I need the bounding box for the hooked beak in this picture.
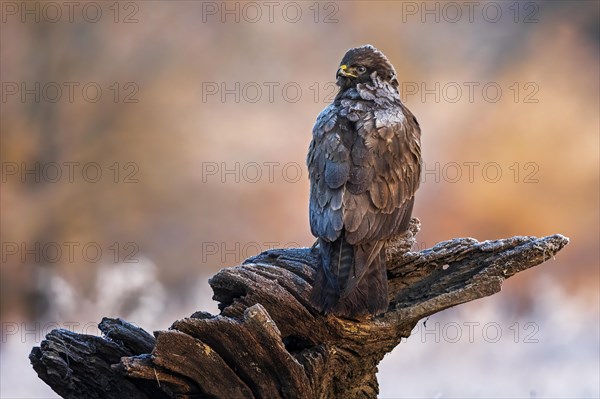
[337,64,358,78]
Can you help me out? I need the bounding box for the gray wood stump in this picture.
[29,219,569,398]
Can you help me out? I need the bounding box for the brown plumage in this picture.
[307,45,422,319]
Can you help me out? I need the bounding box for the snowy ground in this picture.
[378,280,600,398]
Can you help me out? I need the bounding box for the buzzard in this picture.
[308,45,422,318]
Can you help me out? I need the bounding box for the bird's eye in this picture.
[356,66,367,74]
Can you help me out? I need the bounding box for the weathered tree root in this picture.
[30,219,569,398]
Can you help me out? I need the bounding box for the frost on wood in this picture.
[29,219,569,399]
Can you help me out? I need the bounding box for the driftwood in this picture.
[30,219,568,399]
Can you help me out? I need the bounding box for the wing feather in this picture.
[309,98,421,245]
[308,105,350,243]
[343,103,421,244]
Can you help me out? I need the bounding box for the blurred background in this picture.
[1,1,598,397]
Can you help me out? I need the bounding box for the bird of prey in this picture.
[307,45,422,319]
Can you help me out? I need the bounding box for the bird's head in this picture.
[336,45,398,90]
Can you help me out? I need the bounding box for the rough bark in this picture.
[29,219,569,399]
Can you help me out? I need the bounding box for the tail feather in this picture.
[310,234,388,319]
